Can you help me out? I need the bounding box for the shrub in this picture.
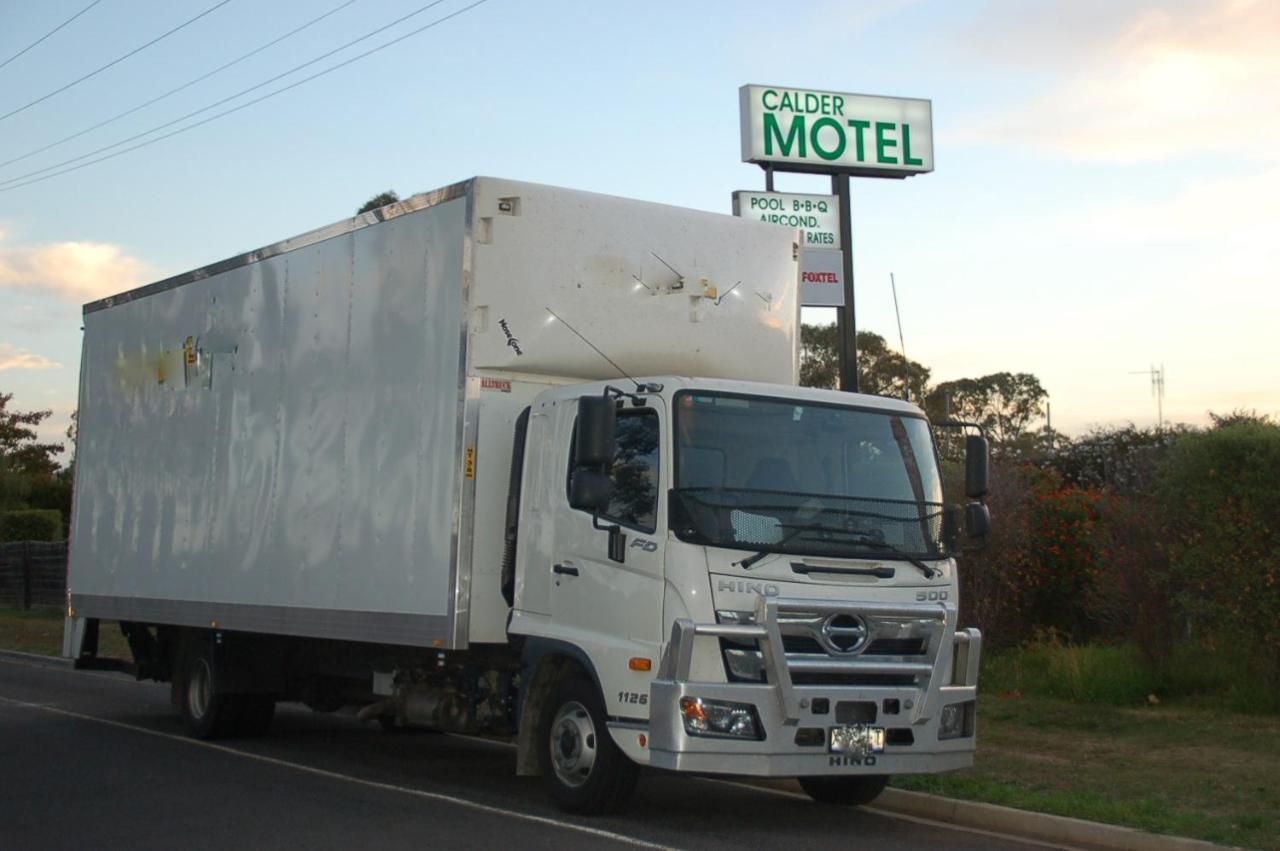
[958,463,1106,646]
[1023,470,1105,640]
[1091,492,1175,668]
[1158,420,1280,693]
[1044,424,1185,494]
[954,460,1038,646]
[0,509,63,542]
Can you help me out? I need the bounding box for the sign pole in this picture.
[833,172,858,392]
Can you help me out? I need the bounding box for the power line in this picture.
[1,0,453,186]
[0,0,492,194]
[0,0,232,124]
[0,0,105,71]
[0,0,357,172]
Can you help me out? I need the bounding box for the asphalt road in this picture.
[0,655,1052,850]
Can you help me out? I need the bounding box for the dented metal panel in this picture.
[466,178,799,385]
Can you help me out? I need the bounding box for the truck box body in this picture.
[68,178,800,650]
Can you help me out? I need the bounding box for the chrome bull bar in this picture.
[658,596,972,726]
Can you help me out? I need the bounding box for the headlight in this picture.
[938,700,975,740]
[680,697,763,740]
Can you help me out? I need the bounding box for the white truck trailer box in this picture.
[66,176,986,815]
[68,177,799,649]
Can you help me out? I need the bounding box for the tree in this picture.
[799,325,930,401]
[799,323,840,389]
[1209,408,1274,429]
[0,392,64,510]
[925,372,1048,453]
[357,190,400,215]
[1,392,62,479]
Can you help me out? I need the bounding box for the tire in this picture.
[539,676,638,815]
[179,646,242,740]
[798,775,889,806]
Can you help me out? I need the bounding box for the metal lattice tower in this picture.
[1129,364,1166,431]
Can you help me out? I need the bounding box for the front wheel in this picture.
[539,676,638,814]
[798,775,889,806]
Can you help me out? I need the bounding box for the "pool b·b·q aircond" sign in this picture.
[739,85,933,178]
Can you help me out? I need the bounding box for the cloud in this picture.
[0,235,151,303]
[1056,166,1280,244]
[957,0,1280,163]
[0,343,60,371]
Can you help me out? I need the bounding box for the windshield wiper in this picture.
[853,541,941,579]
[735,525,880,570]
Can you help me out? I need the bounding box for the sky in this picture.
[1,0,1276,456]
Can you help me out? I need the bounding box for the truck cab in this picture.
[508,376,984,812]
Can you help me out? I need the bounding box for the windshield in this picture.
[671,391,947,559]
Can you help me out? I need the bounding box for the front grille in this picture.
[717,600,945,689]
[783,635,824,654]
[792,672,918,687]
[782,635,926,656]
[865,638,927,656]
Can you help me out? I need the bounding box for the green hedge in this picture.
[1158,420,1280,698]
[0,509,64,542]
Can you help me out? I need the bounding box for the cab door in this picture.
[549,398,666,717]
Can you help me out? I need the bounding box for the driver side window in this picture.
[567,408,660,532]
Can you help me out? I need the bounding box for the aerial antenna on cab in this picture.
[544,307,648,393]
[890,272,910,402]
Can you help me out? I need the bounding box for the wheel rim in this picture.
[549,700,597,788]
[188,657,212,720]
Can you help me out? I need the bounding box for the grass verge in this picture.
[894,691,1280,849]
[0,606,131,660]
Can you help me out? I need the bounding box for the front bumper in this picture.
[648,596,981,777]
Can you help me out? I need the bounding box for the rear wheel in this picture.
[798,775,889,806]
[539,676,638,814]
[180,647,241,739]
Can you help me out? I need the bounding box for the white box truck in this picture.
[64,177,988,814]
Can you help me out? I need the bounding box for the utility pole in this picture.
[833,173,857,392]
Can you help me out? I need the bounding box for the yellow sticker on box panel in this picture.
[464,446,475,479]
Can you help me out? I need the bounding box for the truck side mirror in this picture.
[965,435,989,500]
[568,469,611,513]
[966,502,990,540]
[576,395,616,468]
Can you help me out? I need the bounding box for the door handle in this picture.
[553,563,579,577]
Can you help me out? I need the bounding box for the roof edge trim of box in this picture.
[83,178,475,315]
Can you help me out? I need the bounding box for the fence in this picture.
[0,540,68,609]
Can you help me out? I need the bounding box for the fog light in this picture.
[938,700,975,740]
[679,697,763,740]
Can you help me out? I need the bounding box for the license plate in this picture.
[829,725,885,757]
